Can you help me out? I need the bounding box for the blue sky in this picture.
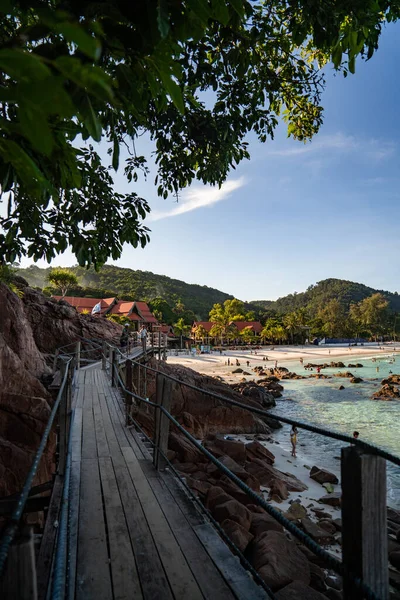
[22,22,400,301]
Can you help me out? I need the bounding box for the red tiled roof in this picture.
[109,301,134,316]
[134,301,158,324]
[192,321,215,333]
[230,321,263,333]
[52,296,115,315]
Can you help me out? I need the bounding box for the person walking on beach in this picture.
[274,360,278,369]
[227,357,230,366]
[290,426,298,457]
[353,431,359,439]
[140,325,147,353]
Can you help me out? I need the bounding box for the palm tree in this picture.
[283,312,298,344]
[174,318,191,349]
[194,324,208,344]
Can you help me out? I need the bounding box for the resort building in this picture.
[192,320,263,343]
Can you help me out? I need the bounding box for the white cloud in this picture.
[266,132,396,161]
[149,177,245,221]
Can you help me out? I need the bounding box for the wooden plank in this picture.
[98,457,143,600]
[159,471,205,528]
[97,389,126,468]
[122,446,204,600]
[92,386,110,458]
[0,528,37,600]
[71,408,83,463]
[76,459,112,600]
[147,475,235,600]
[36,475,64,600]
[68,455,81,600]
[195,523,268,600]
[81,384,97,460]
[341,447,389,600]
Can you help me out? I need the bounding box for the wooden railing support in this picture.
[101,342,106,370]
[58,361,68,476]
[0,528,37,599]
[111,349,116,387]
[75,341,81,370]
[158,331,161,360]
[341,446,388,600]
[153,373,172,470]
[125,359,133,425]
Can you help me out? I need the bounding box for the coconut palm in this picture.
[174,318,191,349]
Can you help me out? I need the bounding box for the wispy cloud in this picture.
[266,132,396,161]
[149,177,245,222]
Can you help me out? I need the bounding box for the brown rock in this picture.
[213,455,261,491]
[204,434,246,464]
[310,466,339,485]
[213,500,252,531]
[245,439,275,465]
[216,475,259,507]
[168,432,207,464]
[388,507,400,525]
[311,508,332,519]
[221,519,254,552]
[205,486,233,511]
[301,518,335,545]
[320,493,341,507]
[177,411,203,437]
[269,478,289,501]
[373,384,400,400]
[350,377,363,383]
[229,380,276,408]
[318,520,337,535]
[298,544,327,567]
[285,502,308,521]
[250,531,310,591]
[275,580,329,599]
[185,477,211,496]
[332,518,342,531]
[250,511,284,536]
[245,459,308,492]
[309,562,327,593]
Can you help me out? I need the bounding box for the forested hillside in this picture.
[18,265,234,320]
[252,278,400,315]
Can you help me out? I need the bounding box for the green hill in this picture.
[17,265,235,320]
[252,278,400,316]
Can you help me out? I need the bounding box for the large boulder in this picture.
[212,499,252,531]
[205,486,233,511]
[246,458,308,492]
[221,519,254,552]
[301,518,335,545]
[275,581,329,599]
[203,434,246,464]
[177,412,204,438]
[319,493,341,508]
[168,432,207,463]
[246,440,275,465]
[207,455,261,491]
[250,531,310,591]
[269,479,289,502]
[250,511,284,536]
[310,466,339,485]
[373,384,400,400]
[229,381,276,408]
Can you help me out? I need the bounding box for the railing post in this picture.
[341,446,388,600]
[0,527,38,599]
[58,361,68,476]
[111,348,116,387]
[101,342,106,370]
[158,331,161,360]
[75,341,81,370]
[153,374,172,470]
[125,359,133,426]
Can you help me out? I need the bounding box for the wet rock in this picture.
[310,466,339,485]
[275,581,329,599]
[221,519,254,552]
[301,517,335,545]
[319,493,341,508]
[250,531,310,591]
[330,362,345,368]
[348,363,363,368]
[338,385,345,390]
[230,380,276,408]
[333,371,354,378]
[373,384,400,400]
[382,374,400,385]
[350,377,363,383]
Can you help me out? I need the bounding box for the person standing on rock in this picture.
[140,325,147,353]
[290,426,298,457]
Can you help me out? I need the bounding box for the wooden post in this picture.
[58,361,68,476]
[153,374,172,470]
[0,528,38,599]
[111,348,116,387]
[341,446,388,600]
[137,363,141,397]
[101,342,106,370]
[125,359,133,425]
[158,331,161,360]
[75,341,81,370]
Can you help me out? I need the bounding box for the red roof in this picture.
[230,321,263,333]
[52,296,116,315]
[134,301,158,324]
[192,321,215,333]
[109,301,134,316]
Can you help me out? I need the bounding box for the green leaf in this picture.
[79,95,102,140]
[0,49,50,81]
[157,0,170,38]
[228,0,246,18]
[211,0,230,25]
[19,106,54,155]
[53,22,101,60]
[112,137,120,171]
[159,72,185,114]
[348,54,356,74]
[188,0,211,24]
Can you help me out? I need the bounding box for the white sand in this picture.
[166,343,398,384]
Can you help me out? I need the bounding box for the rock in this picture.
[249,511,284,536]
[318,520,337,534]
[269,478,289,501]
[205,486,234,511]
[285,502,308,521]
[325,575,342,591]
[204,434,246,464]
[301,517,335,545]
[185,476,211,496]
[338,385,345,390]
[168,432,207,464]
[275,581,329,599]
[209,455,260,491]
[319,493,341,507]
[177,411,204,437]
[298,544,327,567]
[221,519,254,552]
[250,531,310,591]
[311,508,332,519]
[373,384,400,400]
[350,377,363,383]
[245,440,275,465]
[382,374,400,385]
[213,499,252,531]
[390,551,400,570]
[309,563,327,593]
[332,518,342,531]
[245,459,308,492]
[323,483,335,493]
[232,368,243,373]
[325,589,343,600]
[330,362,345,368]
[310,466,339,485]
[230,380,276,408]
[388,507,400,525]
[333,371,354,378]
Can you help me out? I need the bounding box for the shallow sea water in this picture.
[269,353,400,507]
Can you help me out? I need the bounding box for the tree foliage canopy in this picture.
[47,266,78,296]
[1,0,398,266]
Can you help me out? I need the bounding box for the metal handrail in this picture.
[0,357,73,576]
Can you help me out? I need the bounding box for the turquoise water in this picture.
[269,354,400,507]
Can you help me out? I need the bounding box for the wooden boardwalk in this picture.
[69,366,267,600]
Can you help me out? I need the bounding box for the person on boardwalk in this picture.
[140,324,147,353]
[290,426,298,457]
